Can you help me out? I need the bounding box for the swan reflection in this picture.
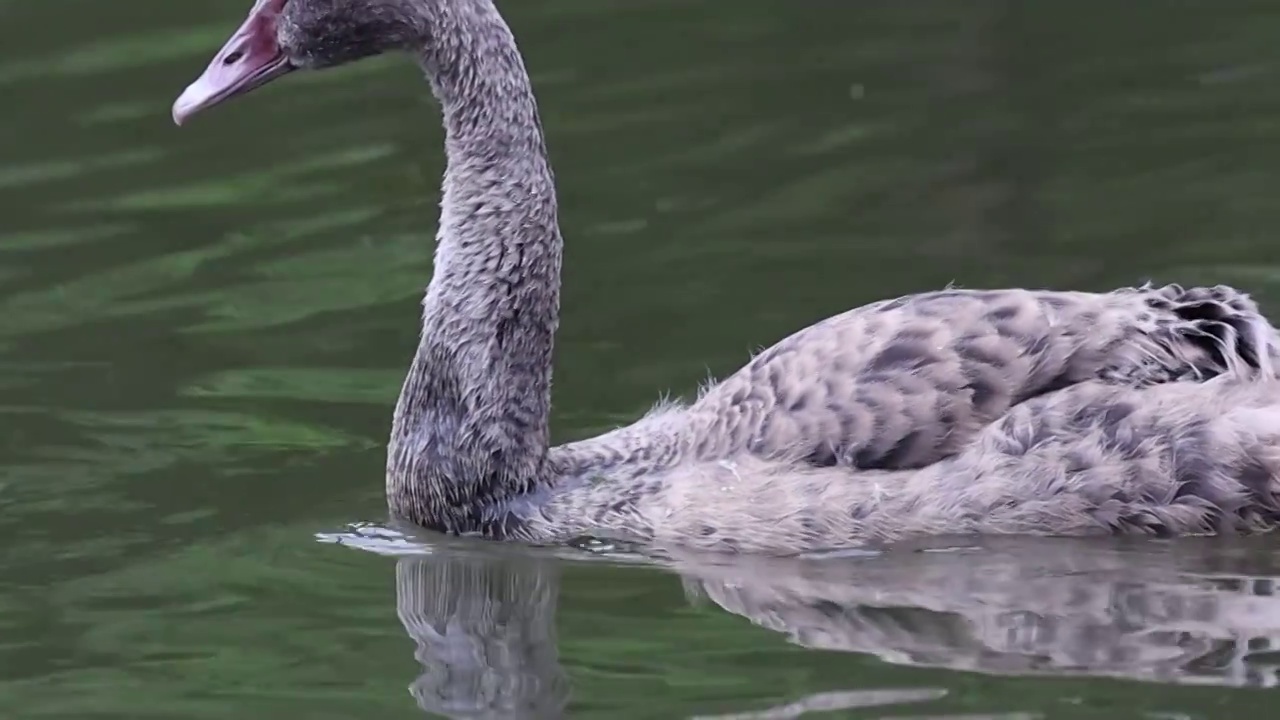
[323,528,1280,718]
[391,545,570,718]
[673,537,1280,689]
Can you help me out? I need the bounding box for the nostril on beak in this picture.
[223,50,245,65]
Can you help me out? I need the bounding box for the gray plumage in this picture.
[178,0,1280,556]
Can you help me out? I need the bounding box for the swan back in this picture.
[552,284,1279,482]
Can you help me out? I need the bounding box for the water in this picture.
[2,0,1280,716]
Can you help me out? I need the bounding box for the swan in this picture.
[173,0,1280,554]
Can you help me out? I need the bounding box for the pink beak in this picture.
[172,0,295,125]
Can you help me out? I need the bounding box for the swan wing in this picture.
[690,283,1277,470]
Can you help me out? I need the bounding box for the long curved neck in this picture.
[388,0,562,534]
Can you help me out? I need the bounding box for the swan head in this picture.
[172,0,424,125]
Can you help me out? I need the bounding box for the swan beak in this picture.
[172,0,294,126]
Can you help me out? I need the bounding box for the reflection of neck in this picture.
[387,0,563,529]
[395,556,569,716]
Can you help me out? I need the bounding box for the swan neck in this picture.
[388,2,562,532]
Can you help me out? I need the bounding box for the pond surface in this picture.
[2,0,1280,717]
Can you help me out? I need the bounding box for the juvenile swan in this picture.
[174,0,1280,554]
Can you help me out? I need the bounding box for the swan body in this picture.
[544,376,1280,553]
[175,0,1280,555]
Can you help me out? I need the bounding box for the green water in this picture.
[3,0,1280,717]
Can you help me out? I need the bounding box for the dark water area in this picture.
[2,0,1280,717]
